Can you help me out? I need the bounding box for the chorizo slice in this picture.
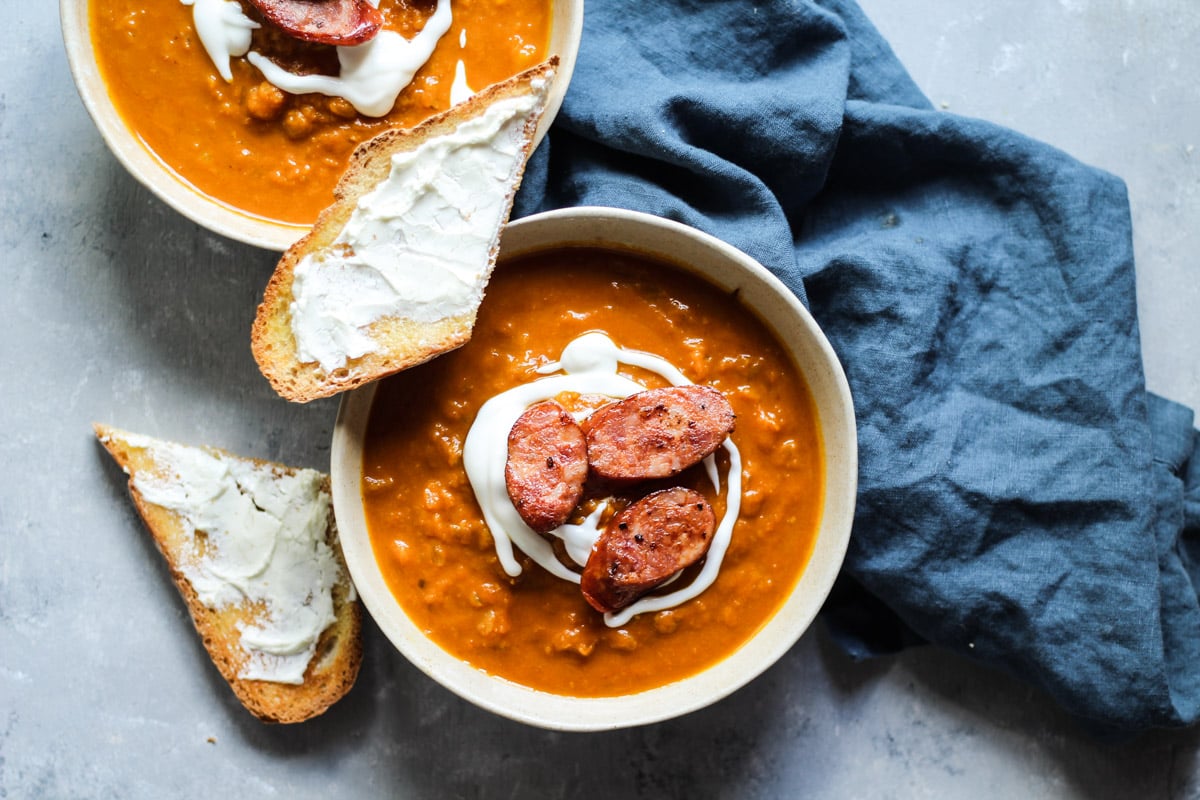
[581,488,716,614]
[505,401,589,533]
[246,0,382,46]
[584,385,735,481]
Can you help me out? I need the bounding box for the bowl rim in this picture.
[59,0,584,252]
[331,206,858,731]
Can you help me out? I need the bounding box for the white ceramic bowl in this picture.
[60,0,582,251]
[331,207,858,730]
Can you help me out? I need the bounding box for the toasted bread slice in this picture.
[251,57,559,403]
[94,423,362,723]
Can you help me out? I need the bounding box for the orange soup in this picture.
[361,247,825,696]
[90,0,552,224]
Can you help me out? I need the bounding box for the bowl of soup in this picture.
[61,0,581,250]
[330,207,857,730]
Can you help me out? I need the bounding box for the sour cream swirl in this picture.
[181,0,258,83]
[185,0,452,118]
[462,333,742,627]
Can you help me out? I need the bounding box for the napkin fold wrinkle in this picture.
[513,0,1200,732]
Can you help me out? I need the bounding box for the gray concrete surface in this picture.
[2,0,1198,797]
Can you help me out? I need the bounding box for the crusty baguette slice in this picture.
[94,423,362,724]
[251,57,559,403]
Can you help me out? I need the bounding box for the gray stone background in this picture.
[2,0,1197,796]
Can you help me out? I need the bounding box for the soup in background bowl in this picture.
[61,0,581,250]
[331,207,857,730]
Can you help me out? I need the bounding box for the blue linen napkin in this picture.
[512,0,1200,731]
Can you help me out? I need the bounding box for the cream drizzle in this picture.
[450,59,475,106]
[184,0,453,117]
[181,0,258,83]
[246,0,452,117]
[449,25,474,105]
[462,332,742,627]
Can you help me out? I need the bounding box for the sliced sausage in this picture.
[246,0,382,46]
[584,385,735,481]
[505,401,588,533]
[581,488,716,613]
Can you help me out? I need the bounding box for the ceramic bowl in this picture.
[60,0,582,251]
[331,207,858,730]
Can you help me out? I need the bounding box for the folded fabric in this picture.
[513,0,1200,731]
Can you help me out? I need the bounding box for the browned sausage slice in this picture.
[581,488,716,613]
[246,0,382,46]
[505,401,588,533]
[584,385,735,481]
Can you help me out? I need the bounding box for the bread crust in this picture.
[94,423,363,724]
[251,57,559,403]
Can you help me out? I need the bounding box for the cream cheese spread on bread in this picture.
[124,434,346,684]
[288,88,543,371]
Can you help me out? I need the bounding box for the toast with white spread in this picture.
[251,57,558,403]
[95,424,362,723]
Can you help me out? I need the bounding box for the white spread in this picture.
[119,434,346,685]
[185,0,452,117]
[181,0,258,82]
[288,89,543,370]
[462,333,743,627]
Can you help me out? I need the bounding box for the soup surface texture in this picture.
[362,247,824,696]
[90,0,551,224]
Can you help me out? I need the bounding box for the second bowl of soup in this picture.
[63,0,581,249]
